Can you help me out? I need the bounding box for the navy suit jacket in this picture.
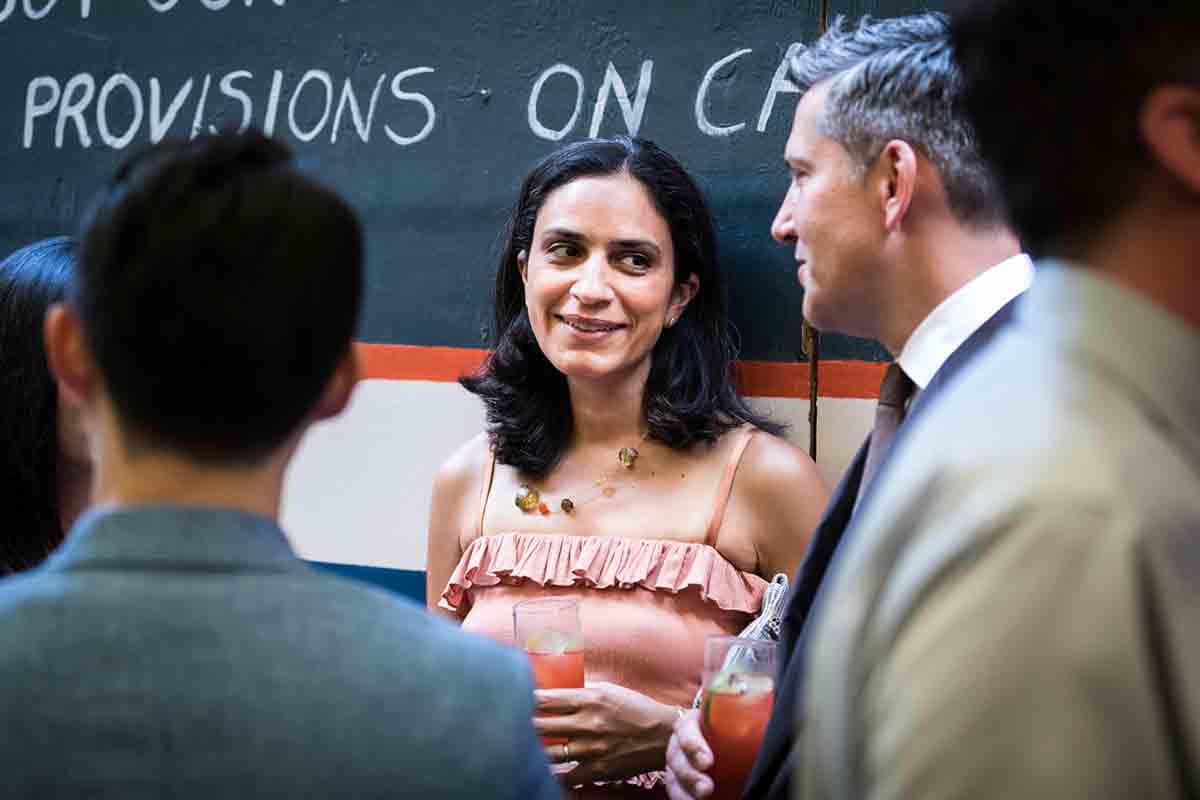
[742,298,1020,800]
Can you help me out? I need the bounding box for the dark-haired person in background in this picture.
[427,136,828,797]
[797,2,1200,798]
[666,12,1030,800]
[0,236,89,574]
[0,129,558,799]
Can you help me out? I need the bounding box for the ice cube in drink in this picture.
[525,629,585,690]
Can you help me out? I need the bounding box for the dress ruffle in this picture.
[439,533,767,617]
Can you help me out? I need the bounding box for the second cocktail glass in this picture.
[699,636,776,800]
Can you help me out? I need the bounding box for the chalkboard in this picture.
[0,0,948,364]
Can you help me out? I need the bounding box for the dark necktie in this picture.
[856,362,916,507]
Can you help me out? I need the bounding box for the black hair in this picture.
[790,12,1006,228]
[462,136,781,478]
[76,129,363,465]
[0,236,75,574]
[950,0,1200,256]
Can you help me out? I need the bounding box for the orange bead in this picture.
[538,503,550,515]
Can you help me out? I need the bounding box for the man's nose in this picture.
[771,190,797,244]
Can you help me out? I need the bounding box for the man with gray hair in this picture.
[665,13,1029,800]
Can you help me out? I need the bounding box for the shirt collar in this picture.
[897,254,1035,388]
[43,504,303,574]
[1019,261,1200,461]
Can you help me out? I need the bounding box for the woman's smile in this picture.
[556,314,628,339]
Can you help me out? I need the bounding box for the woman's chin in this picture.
[552,353,645,385]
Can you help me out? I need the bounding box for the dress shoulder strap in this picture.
[475,446,498,539]
[703,426,758,549]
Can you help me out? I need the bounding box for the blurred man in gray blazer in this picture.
[2,130,558,799]
[800,2,1200,798]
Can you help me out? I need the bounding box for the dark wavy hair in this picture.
[462,137,781,477]
[0,236,75,574]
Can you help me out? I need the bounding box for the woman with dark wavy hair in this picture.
[0,236,90,574]
[427,137,827,796]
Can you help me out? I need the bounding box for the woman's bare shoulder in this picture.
[436,432,492,483]
[431,432,493,517]
[739,428,824,495]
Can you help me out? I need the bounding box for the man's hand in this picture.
[664,708,714,799]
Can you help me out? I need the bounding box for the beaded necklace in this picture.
[515,431,651,516]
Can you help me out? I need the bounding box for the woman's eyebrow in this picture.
[610,239,661,257]
[539,227,586,242]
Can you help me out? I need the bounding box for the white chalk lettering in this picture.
[288,69,333,142]
[696,48,752,137]
[56,73,94,148]
[212,69,253,133]
[96,73,144,149]
[23,0,57,19]
[263,69,283,136]
[757,43,802,133]
[1,0,90,19]
[332,74,386,144]
[528,64,583,142]
[588,60,653,138]
[149,77,193,142]
[383,67,435,146]
[148,0,284,10]
[189,73,211,138]
[23,76,59,148]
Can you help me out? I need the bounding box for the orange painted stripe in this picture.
[354,343,887,400]
[356,343,487,383]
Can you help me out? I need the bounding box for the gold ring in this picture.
[562,741,570,761]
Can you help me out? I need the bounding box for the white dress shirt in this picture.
[897,253,1034,389]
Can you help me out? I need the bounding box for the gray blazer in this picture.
[0,506,560,799]
[800,266,1200,799]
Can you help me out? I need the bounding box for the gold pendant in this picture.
[617,446,639,469]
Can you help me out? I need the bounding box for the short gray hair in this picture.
[790,12,1005,227]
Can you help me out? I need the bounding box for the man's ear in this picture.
[44,303,97,409]
[517,249,529,283]
[312,346,360,421]
[875,139,918,231]
[1140,85,1200,195]
[668,273,700,326]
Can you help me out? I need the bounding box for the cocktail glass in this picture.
[513,596,584,747]
[699,636,776,800]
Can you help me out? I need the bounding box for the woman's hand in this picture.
[535,681,678,784]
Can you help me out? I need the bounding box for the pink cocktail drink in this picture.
[514,598,585,748]
[700,674,775,800]
[527,645,585,747]
[528,649,586,691]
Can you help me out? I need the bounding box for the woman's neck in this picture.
[566,368,649,448]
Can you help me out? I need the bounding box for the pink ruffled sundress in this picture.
[438,428,767,798]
